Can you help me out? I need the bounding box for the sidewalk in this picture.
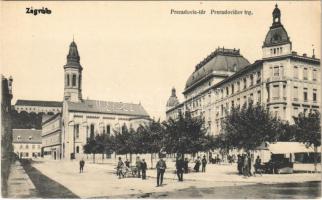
[7,160,38,198]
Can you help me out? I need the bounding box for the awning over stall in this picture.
[257,142,321,154]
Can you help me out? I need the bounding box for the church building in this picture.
[43,41,150,160]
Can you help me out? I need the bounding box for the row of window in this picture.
[18,144,41,149]
[292,87,318,102]
[16,107,60,112]
[220,71,261,98]
[74,124,113,139]
[186,72,262,110]
[66,73,79,87]
[270,47,284,56]
[17,136,33,141]
[293,66,318,81]
[17,152,41,158]
[216,90,261,117]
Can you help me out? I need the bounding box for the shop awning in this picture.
[258,142,320,154]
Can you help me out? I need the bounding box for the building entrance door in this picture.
[54,151,57,160]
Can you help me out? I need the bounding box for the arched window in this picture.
[72,74,77,87]
[106,125,111,135]
[90,124,95,139]
[76,146,80,153]
[67,74,70,86]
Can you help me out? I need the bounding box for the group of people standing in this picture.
[237,153,262,177]
[117,156,148,179]
[192,155,208,172]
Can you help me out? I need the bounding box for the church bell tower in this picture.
[64,40,83,102]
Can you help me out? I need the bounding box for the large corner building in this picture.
[166,5,320,136]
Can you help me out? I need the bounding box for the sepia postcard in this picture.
[1,1,321,199]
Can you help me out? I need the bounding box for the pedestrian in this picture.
[79,158,85,173]
[248,153,253,176]
[254,155,262,176]
[141,158,147,180]
[237,154,242,174]
[125,158,130,168]
[201,155,207,172]
[194,156,201,172]
[176,155,184,181]
[184,158,189,174]
[156,157,167,187]
[243,153,250,177]
[136,156,142,178]
[117,157,124,179]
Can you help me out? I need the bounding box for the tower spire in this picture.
[272,3,281,25]
[64,40,83,102]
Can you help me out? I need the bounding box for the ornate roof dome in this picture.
[185,48,250,90]
[263,4,291,47]
[166,88,180,108]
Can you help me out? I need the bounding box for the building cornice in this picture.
[68,109,150,118]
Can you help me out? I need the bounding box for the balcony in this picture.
[267,97,287,105]
[266,76,287,83]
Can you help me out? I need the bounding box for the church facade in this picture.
[166,5,320,136]
[44,41,150,160]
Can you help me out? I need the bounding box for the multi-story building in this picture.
[1,75,13,197]
[1,75,14,154]
[42,113,62,160]
[12,129,42,159]
[14,100,62,115]
[166,5,320,136]
[43,40,151,160]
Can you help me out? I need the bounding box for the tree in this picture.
[83,137,99,163]
[293,111,321,172]
[163,112,210,158]
[222,103,283,151]
[137,119,164,168]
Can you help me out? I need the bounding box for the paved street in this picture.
[25,159,321,198]
[7,161,37,198]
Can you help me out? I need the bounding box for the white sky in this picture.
[1,1,320,120]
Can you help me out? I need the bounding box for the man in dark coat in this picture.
[156,157,167,187]
[136,156,142,178]
[237,154,242,174]
[141,159,147,180]
[201,155,207,172]
[117,157,124,178]
[79,159,85,173]
[194,156,201,172]
[176,156,184,181]
[125,158,130,168]
[248,153,252,176]
[184,158,189,174]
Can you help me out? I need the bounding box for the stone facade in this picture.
[42,114,62,160]
[41,40,151,160]
[166,5,320,136]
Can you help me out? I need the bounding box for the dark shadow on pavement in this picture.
[20,159,79,198]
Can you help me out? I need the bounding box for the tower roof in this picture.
[166,87,180,108]
[185,47,250,90]
[263,4,291,47]
[65,40,82,68]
